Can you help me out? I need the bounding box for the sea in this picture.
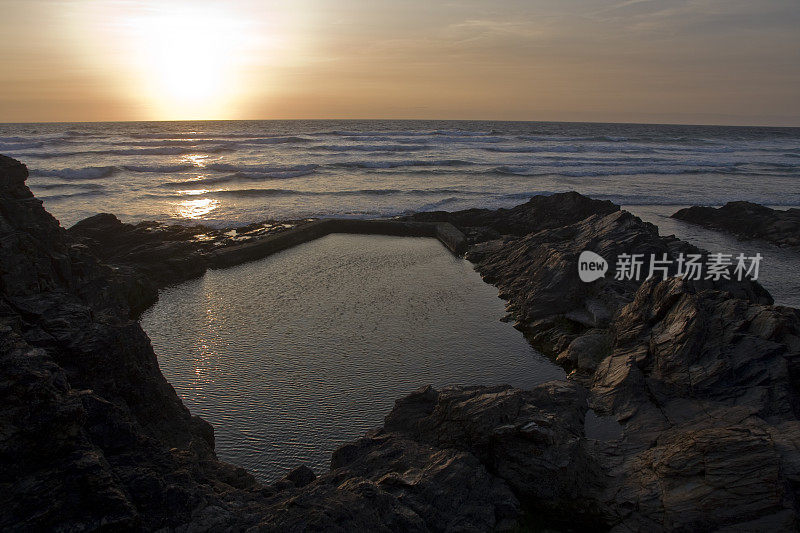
[0,120,798,228]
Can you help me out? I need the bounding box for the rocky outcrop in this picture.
[437,197,800,529]
[672,201,800,249]
[0,155,268,530]
[593,277,800,531]
[465,209,772,376]
[405,190,620,244]
[67,213,315,314]
[5,152,800,531]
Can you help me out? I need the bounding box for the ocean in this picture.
[1,120,798,228]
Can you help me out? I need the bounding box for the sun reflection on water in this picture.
[182,154,210,167]
[175,198,219,219]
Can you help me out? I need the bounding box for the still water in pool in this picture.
[140,234,564,481]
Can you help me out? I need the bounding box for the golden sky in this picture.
[1,0,799,125]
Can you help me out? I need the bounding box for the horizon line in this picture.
[1,117,799,130]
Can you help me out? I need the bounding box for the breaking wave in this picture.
[31,166,118,180]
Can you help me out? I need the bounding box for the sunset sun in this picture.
[126,5,251,118]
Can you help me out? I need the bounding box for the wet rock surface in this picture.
[3,153,800,531]
[672,201,800,250]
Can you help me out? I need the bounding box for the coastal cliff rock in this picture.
[5,152,800,531]
[672,201,800,249]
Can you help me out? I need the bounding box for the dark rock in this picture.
[467,209,772,369]
[672,201,800,249]
[556,330,613,373]
[0,154,259,531]
[405,190,620,244]
[281,465,317,488]
[382,382,609,527]
[588,278,800,530]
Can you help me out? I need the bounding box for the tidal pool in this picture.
[140,234,564,481]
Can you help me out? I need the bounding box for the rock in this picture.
[593,277,800,436]
[278,465,317,489]
[381,382,609,527]
[468,209,772,364]
[0,154,260,531]
[405,190,620,244]
[556,330,613,374]
[672,201,800,250]
[590,278,800,530]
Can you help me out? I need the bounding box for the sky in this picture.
[1,0,799,126]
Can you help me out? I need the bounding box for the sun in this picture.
[126,4,250,119]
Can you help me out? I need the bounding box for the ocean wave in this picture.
[30,164,199,180]
[31,166,118,180]
[314,130,429,137]
[309,144,429,153]
[39,190,106,201]
[488,165,799,178]
[313,129,505,140]
[514,134,728,146]
[331,159,474,169]
[111,139,227,147]
[204,163,318,174]
[63,130,97,137]
[515,135,630,143]
[13,145,235,159]
[149,186,483,199]
[0,141,46,151]
[484,144,648,154]
[339,136,428,144]
[123,164,197,173]
[32,182,106,191]
[240,136,314,145]
[159,169,317,188]
[413,197,463,211]
[485,143,744,155]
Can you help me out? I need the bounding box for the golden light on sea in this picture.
[183,154,210,168]
[175,198,219,219]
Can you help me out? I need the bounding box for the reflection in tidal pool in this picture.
[140,234,564,481]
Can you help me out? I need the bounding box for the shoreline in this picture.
[3,153,800,531]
